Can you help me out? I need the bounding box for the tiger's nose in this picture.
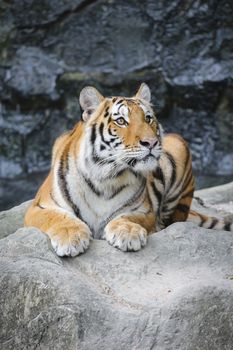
[139,138,158,149]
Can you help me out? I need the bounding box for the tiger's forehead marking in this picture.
[109,97,152,123]
[111,99,129,122]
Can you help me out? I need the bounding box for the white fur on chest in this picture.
[66,160,143,237]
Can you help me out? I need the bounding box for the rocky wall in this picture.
[0,0,233,209]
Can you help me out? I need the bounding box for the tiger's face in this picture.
[79,83,163,176]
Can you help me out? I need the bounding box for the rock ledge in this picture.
[0,183,233,350]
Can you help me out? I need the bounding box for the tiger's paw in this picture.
[104,221,147,252]
[49,223,91,257]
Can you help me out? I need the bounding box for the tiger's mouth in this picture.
[126,152,160,168]
[142,152,156,160]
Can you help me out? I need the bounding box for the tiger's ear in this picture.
[135,83,151,103]
[79,86,104,121]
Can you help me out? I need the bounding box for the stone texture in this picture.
[5,47,64,98]
[0,183,233,349]
[0,0,233,209]
[195,181,233,205]
[0,200,31,239]
[1,225,233,350]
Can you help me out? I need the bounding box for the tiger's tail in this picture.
[187,209,233,232]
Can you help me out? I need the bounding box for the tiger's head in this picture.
[79,83,163,178]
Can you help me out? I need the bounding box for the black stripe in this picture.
[108,126,115,136]
[153,166,165,187]
[108,184,128,200]
[166,191,180,204]
[112,141,122,148]
[131,204,150,215]
[182,168,193,191]
[99,122,114,147]
[100,178,147,230]
[92,151,114,165]
[83,176,101,196]
[169,151,192,197]
[92,151,101,164]
[162,205,173,214]
[104,107,109,118]
[125,98,137,104]
[151,182,162,206]
[100,144,106,151]
[117,99,124,105]
[176,151,192,193]
[90,124,96,144]
[163,217,173,227]
[209,218,218,229]
[127,158,137,167]
[58,153,81,218]
[224,222,231,231]
[199,215,205,226]
[181,188,194,199]
[58,156,68,196]
[176,203,190,213]
[165,152,176,189]
[117,104,124,113]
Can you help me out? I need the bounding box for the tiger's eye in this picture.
[116,117,126,125]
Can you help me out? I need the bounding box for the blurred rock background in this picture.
[0,0,233,210]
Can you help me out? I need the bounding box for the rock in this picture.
[9,0,86,27]
[5,47,64,99]
[162,106,218,172]
[192,182,233,219]
[195,181,233,205]
[0,171,46,211]
[0,200,31,239]
[0,183,233,349]
[1,225,233,350]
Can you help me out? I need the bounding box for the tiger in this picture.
[24,83,233,257]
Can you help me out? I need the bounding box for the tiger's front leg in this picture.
[25,205,91,257]
[104,213,156,252]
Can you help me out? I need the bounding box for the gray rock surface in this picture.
[195,181,233,205]
[0,0,233,209]
[0,183,233,349]
[5,47,64,98]
[0,200,31,240]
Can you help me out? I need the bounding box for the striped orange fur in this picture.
[24,83,233,257]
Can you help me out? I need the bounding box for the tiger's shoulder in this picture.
[162,133,191,168]
[154,133,192,192]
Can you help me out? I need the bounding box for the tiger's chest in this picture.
[65,170,146,238]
